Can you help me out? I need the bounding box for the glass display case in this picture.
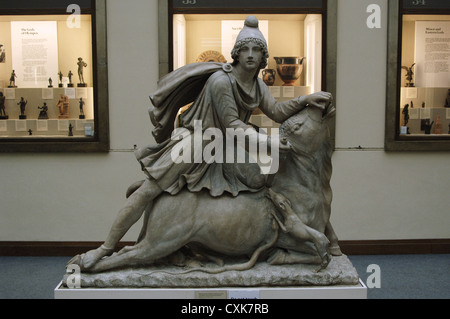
[159,0,336,146]
[385,0,450,151]
[0,0,108,152]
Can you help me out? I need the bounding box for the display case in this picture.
[0,0,108,152]
[385,0,450,151]
[158,0,337,146]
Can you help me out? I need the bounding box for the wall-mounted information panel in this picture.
[385,0,450,151]
[0,0,108,152]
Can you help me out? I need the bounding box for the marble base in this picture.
[55,279,367,299]
[59,255,361,292]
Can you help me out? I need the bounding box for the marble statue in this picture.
[68,16,342,277]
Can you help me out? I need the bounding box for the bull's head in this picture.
[280,103,335,155]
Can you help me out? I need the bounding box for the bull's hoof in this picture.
[66,253,88,271]
[315,253,331,272]
[66,245,114,271]
[329,244,343,256]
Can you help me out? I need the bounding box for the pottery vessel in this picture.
[274,57,305,86]
[262,69,276,86]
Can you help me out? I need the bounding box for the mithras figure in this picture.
[68,16,341,274]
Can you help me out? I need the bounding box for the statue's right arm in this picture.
[209,74,272,151]
[259,83,332,123]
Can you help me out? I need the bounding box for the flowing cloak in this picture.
[135,62,307,197]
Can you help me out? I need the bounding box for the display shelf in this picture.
[265,86,311,102]
[398,106,450,135]
[400,87,449,109]
[0,119,94,138]
[0,0,109,152]
[0,87,94,120]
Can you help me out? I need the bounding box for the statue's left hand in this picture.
[303,91,333,110]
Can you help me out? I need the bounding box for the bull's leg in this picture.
[86,212,196,272]
[67,179,162,270]
[85,243,151,272]
[325,221,342,256]
[268,248,321,265]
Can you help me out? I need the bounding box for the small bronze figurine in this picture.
[445,89,450,108]
[17,97,27,119]
[423,119,434,134]
[77,57,87,87]
[402,103,409,126]
[38,102,49,119]
[0,92,7,119]
[9,70,17,88]
[68,71,74,87]
[0,44,5,63]
[58,71,64,87]
[402,63,415,87]
[68,123,74,136]
[79,97,85,119]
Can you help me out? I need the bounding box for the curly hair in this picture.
[231,38,269,70]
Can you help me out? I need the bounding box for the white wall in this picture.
[0,0,448,243]
[330,0,449,240]
[0,0,159,242]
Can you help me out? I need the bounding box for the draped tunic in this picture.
[135,63,306,197]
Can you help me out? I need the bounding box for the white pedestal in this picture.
[55,279,367,299]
